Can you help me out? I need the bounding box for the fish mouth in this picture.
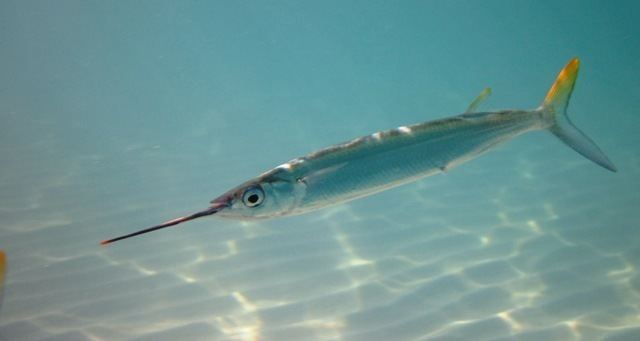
[210,192,234,205]
[100,202,229,245]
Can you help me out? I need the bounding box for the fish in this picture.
[101,58,616,245]
[0,251,4,288]
[0,250,5,310]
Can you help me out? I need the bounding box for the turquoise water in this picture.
[1,1,639,340]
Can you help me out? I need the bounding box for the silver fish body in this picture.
[101,58,616,245]
[239,109,543,218]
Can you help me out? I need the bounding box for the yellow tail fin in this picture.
[541,58,617,172]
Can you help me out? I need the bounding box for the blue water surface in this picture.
[1,1,639,340]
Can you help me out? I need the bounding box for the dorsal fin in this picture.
[465,87,492,113]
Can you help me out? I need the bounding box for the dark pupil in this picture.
[247,193,259,204]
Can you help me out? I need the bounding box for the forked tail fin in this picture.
[541,58,617,172]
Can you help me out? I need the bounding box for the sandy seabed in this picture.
[1,141,638,341]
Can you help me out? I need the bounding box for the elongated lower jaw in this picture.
[101,205,223,246]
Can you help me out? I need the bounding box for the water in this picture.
[1,1,639,340]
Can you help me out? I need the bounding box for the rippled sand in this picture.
[1,139,638,341]
[1,3,639,339]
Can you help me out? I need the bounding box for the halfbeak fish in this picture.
[102,58,616,245]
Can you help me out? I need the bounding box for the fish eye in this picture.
[242,186,264,207]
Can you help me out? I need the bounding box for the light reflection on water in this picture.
[1,1,639,340]
[4,149,637,340]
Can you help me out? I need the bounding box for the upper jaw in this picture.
[209,193,233,208]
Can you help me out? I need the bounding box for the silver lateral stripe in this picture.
[276,163,292,170]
